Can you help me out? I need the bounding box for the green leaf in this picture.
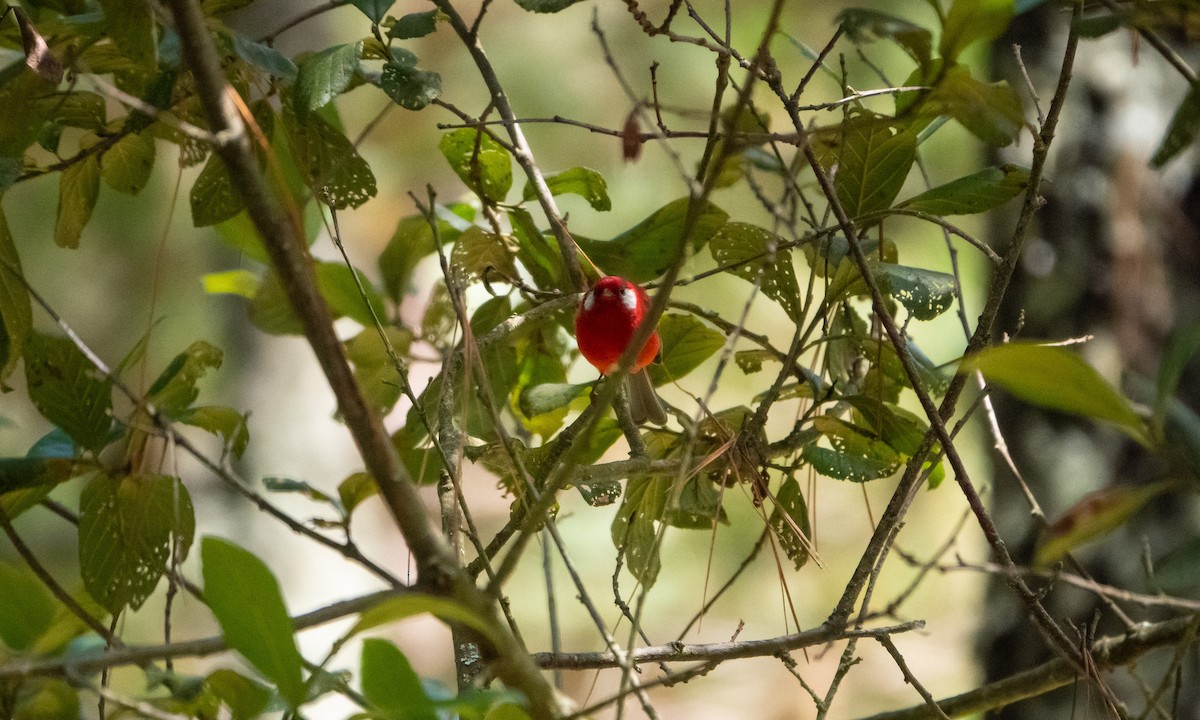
[378,213,461,301]
[79,473,195,612]
[1151,84,1200,169]
[178,405,250,459]
[317,261,388,326]
[0,207,31,390]
[201,537,306,709]
[964,343,1149,444]
[10,678,78,720]
[100,132,155,195]
[838,8,932,68]
[805,415,901,482]
[202,269,261,298]
[388,10,440,39]
[450,227,518,282]
[927,64,1025,147]
[0,457,73,496]
[346,327,412,414]
[1034,482,1172,567]
[896,164,1030,215]
[835,115,916,217]
[53,93,108,131]
[518,382,590,418]
[575,198,729,282]
[99,0,157,64]
[25,332,112,453]
[0,562,56,650]
[202,669,271,720]
[522,166,611,211]
[283,103,377,209]
[379,61,441,111]
[360,639,437,720]
[439,128,513,203]
[514,0,586,12]
[342,0,393,23]
[940,0,1014,61]
[872,263,956,321]
[148,340,223,417]
[190,153,245,227]
[350,594,498,646]
[768,478,811,570]
[337,471,378,516]
[510,207,564,290]
[55,154,101,248]
[646,313,725,386]
[229,33,298,81]
[293,42,362,118]
[249,272,303,334]
[611,475,668,587]
[1156,322,1200,423]
[709,222,802,318]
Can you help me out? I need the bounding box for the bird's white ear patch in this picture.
[583,290,596,312]
[618,285,637,311]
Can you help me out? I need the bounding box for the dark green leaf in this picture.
[148,340,223,417]
[1157,322,1200,423]
[100,132,155,195]
[1152,84,1200,169]
[646,313,725,386]
[896,164,1030,215]
[263,477,339,507]
[768,478,811,570]
[25,332,112,453]
[514,0,586,12]
[360,639,437,720]
[342,0,393,23]
[388,10,440,39]
[379,61,441,110]
[710,222,802,318]
[1034,482,1171,567]
[964,343,1149,443]
[439,128,513,203]
[836,115,916,217]
[55,154,101,248]
[201,537,306,708]
[293,42,362,118]
[872,263,956,321]
[522,166,611,211]
[0,207,31,390]
[0,457,73,496]
[99,0,157,64]
[1072,12,1125,38]
[940,0,1014,61]
[0,562,56,650]
[838,8,932,68]
[518,382,590,418]
[1151,535,1200,594]
[179,405,250,459]
[802,444,898,482]
[229,33,298,81]
[79,473,195,612]
[190,153,244,227]
[378,213,462,302]
[575,198,729,282]
[283,103,377,209]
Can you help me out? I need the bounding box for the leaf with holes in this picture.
[710,222,802,318]
[611,474,669,588]
[835,115,916,217]
[191,153,245,227]
[202,537,306,709]
[522,166,611,211]
[896,164,1030,215]
[25,332,112,454]
[646,313,725,386]
[872,263,956,321]
[575,198,729,282]
[379,61,441,111]
[283,103,377,209]
[768,477,811,570]
[100,132,156,195]
[439,128,513,203]
[293,42,362,118]
[804,416,900,482]
[450,227,518,282]
[79,474,195,613]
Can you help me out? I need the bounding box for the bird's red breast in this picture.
[575,276,661,375]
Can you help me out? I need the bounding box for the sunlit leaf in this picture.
[360,639,437,720]
[451,227,518,283]
[79,473,195,612]
[896,164,1030,215]
[179,405,250,459]
[202,269,260,298]
[346,327,412,414]
[201,537,306,708]
[710,222,802,318]
[388,10,440,39]
[337,471,378,516]
[522,166,611,211]
[964,342,1149,444]
[439,128,513,203]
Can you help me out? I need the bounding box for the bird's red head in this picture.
[574,276,661,375]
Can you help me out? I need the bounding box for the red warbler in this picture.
[575,276,667,425]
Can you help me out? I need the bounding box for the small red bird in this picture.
[575,276,667,424]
